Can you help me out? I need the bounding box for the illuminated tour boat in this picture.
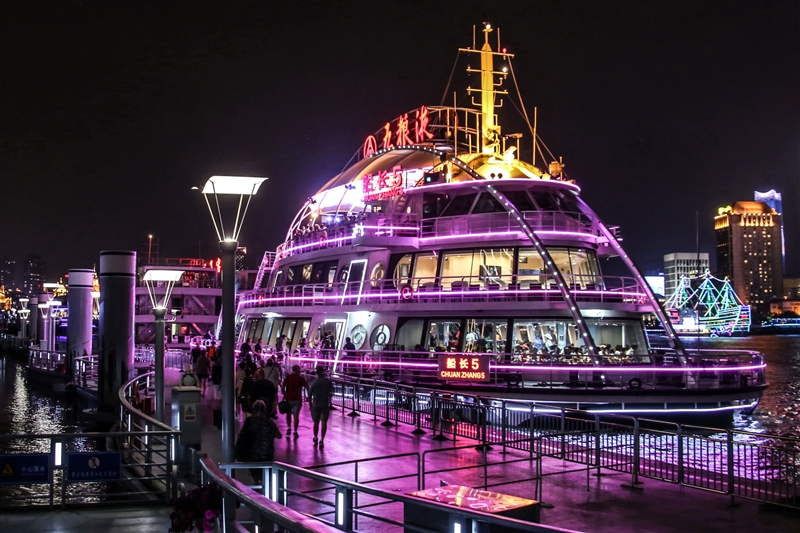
[663,270,752,336]
[236,25,766,418]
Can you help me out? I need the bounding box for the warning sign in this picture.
[0,454,50,485]
[66,452,121,482]
[184,404,197,422]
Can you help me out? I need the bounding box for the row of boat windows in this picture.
[270,247,601,289]
[242,316,649,359]
[425,189,583,219]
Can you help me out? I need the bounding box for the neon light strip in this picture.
[287,357,764,373]
[505,401,759,415]
[238,288,647,306]
[419,230,597,242]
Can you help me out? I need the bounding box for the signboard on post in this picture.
[0,454,50,485]
[66,452,121,482]
[437,354,490,382]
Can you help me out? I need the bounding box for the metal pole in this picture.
[154,307,166,421]
[220,239,238,463]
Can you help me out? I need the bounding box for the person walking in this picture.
[210,359,223,402]
[281,364,309,439]
[234,399,281,485]
[343,336,356,358]
[194,349,211,396]
[248,368,278,418]
[308,365,334,448]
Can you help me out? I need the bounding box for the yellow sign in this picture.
[1,463,14,477]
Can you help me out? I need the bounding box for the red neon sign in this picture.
[364,106,435,158]
[437,354,490,381]
[362,165,405,201]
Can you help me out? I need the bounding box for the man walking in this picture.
[281,364,309,438]
[308,366,334,448]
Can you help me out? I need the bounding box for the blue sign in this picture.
[0,454,50,485]
[66,452,121,482]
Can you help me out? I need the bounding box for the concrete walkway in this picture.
[2,368,797,533]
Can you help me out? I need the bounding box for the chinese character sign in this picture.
[362,165,405,201]
[437,354,489,382]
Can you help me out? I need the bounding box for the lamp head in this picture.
[143,269,184,310]
[199,175,268,242]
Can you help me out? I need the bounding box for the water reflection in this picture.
[0,357,90,453]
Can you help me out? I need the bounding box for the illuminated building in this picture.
[715,201,783,317]
[754,189,784,271]
[663,253,709,298]
[1,258,17,290]
[23,254,45,297]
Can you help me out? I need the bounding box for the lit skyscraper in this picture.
[715,201,783,317]
[754,189,784,272]
[23,254,45,297]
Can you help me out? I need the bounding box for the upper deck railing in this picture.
[238,273,648,310]
[276,210,603,260]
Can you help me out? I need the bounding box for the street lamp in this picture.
[197,175,267,462]
[19,298,29,342]
[48,300,62,352]
[38,301,51,351]
[143,269,184,421]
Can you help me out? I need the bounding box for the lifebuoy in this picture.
[628,377,643,390]
[399,284,414,301]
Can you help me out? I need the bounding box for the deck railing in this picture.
[282,347,766,394]
[238,273,648,310]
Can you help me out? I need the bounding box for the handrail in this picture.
[206,458,581,533]
[199,458,344,533]
[119,371,176,431]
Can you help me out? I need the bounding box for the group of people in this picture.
[181,341,222,398]
[234,365,335,483]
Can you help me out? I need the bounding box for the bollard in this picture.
[411,388,425,435]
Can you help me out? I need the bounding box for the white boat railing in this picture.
[238,273,648,309]
[28,348,67,373]
[282,348,767,393]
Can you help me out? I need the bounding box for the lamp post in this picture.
[48,300,61,352]
[19,298,29,342]
[143,269,184,421]
[197,175,267,462]
[38,301,51,351]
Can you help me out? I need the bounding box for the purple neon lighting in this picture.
[238,287,647,307]
[288,357,764,373]
[419,230,596,242]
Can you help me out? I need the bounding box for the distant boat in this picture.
[663,271,751,336]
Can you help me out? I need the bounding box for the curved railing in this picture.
[238,273,648,310]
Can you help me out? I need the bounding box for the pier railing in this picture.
[320,375,798,510]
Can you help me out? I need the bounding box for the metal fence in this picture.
[327,376,799,510]
[0,372,179,509]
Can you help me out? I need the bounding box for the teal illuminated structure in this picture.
[664,270,751,335]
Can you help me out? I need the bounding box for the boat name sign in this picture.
[362,164,406,201]
[437,354,490,382]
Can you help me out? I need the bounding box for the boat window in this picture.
[441,249,513,289]
[503,190,535,212]
[273,270,285,287]
[370,262,385,288]
[301,264,313,283]
[292,319,311,351]
[396,318,425,353]
[549,249,572,282]
[325,263,338,285]
[422,193,447,219]
[472,192,505,214]
[413,253,438,287]
[511,319,590,364]
[262,318,275,346]
[338,265,349,283]
[370,324,391,351]
[517,249,545,289]
[440,193,477,217]
[530,192,558,211]
[350,324,367,350]
[268,319,285,346]
[284,320,298,346]
[569,249,601,289]
[427,319,462,351]
[588,321,648,358]
[464,319,508,353]
[393,254,413,288]
[286,266,296,285]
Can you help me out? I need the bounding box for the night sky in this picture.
[1,1,798,281]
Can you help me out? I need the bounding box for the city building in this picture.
[663,253,709,298]
[0,258,17,291]
[715,201,783,317]
[22,254,45,297]
[754,189,784,271]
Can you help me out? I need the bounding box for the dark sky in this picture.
[1,0,798,280]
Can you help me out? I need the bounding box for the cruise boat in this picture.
[236,25,766,418]
[662,271,751,336]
